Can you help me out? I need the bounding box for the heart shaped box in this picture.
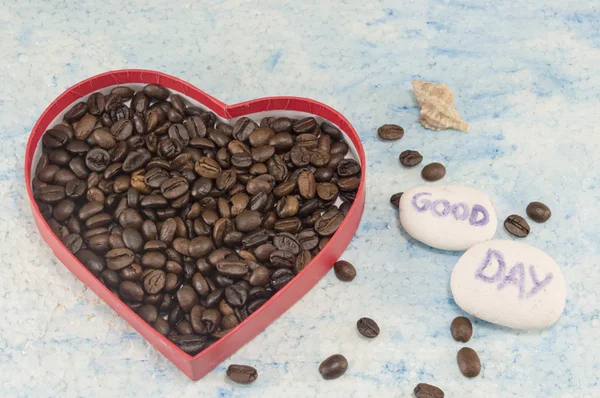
[24,70,366,381]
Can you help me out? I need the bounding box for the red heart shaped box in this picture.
[24,69,366,381]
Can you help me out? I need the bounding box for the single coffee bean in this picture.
[504,214,530,237]
[451,316,473,343]
[314,207,343,236]
[421,162,446,182]
[457,347,481,378]
[319,354,348,380]
[201,308,221,333]
[143,84,170,100]
[76,249,105,276]
[226,364,258,385]
[224,283,248,307]
[377,124,404,140]
[74,114,97,140]
[119,280,144,302]
[399,150,423,167]
[333,260,356,282]
[298,171,316,199]
[143,269,166,294]
[85,148,111,172]
[270,268,293,290]
[357,317,380,338]
[390,192,403,207]
[105,248,135,270]
[414,383,445,398]
[526,201,551,223]
[232,117,258,141]
[337,159,361,177]
[62,234,83,254]
[174,334,208,355]
[137,304,158,324]
[177,285,198,312]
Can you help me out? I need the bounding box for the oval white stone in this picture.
[451,240,566,330]
[399,185,497,250]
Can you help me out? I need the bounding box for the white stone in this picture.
[451,240,566,330]
[399,185,497,250]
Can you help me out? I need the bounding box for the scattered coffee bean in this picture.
[319,354,348,380]
[457,347,481,378]
[504,214,530,237]
[356,317,380,338]
[450,316,472,343]
[34,84,362,357]
[526,201,551,223]
[377,124,404,140]
[333,260,356,282]
[226,364,258,384]
[399,150,423,167]
[421,162,446,182]
[414,383,445,398]
[390,192,403,207]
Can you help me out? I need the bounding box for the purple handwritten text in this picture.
[411,192,489,226]
[475,249,553,299]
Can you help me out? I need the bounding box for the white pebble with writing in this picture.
[451,240,566,329]
[399,185,497,250]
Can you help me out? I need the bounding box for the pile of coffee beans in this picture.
[32,84,362,356]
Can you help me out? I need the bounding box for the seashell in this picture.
[412,80,469,132]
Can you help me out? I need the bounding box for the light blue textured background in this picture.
[1,1,599,397]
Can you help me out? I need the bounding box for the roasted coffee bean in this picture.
[75,249,104,276]
[457,347,481,378]
[119,280,144,302]
[232,117,258,141]
[73,114,96,140]
[451,316,473,343]
[137,304,158,323]
[421,162,446,182]
[188,236,214,258]
[294,250,312,273]
[62,234,83,254]
[174,334,208,355]
[319,354,348,380]
[317,183,339,201]
[377,124,404,140]
[201,308,221,333]
[270,268,293,290]
[399,150,423,167]
[53,199,75,222]
[224,283,248,307]
[298,171,316,199]
[504,214,530,237]
[315,207,343,236]
[273,217,302,233]
[333,260,356,282]
[143,84,170,100]
[357,317,380,338]
[321,122,343,140]
[526,201,551,223]
[120,263,143,281]
[390,192,403,207]
[270,250,295,268]
[177,285,198,312]
[48,149,71,166]
[161,176,189,200]
[142,269,165,294]
[293,117,318,134]
[337,159,361,177]
[216,259,248,278]
[414,383,445,398]
[141,251,166,269]
[85,148,111,172]
[273,232,301,255]
[195,156,221,179]
[105,248,135,270]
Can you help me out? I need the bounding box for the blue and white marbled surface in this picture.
[1,0,599,396]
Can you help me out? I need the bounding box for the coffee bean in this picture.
[85,148,111,172]
[377,124,404,140]
[195,156,221,179]
[421,162,446,182]
[526,201,551,223]
[105,248,135,270]
[298,171,316,199]
[451,316,473,343]
[39,184,66,203]
[143,84,170,100]
[270,268,293,290]
[174,334,208,355]
[399,150,423,167]
[143,269,165,294]
[390,192,403,207]
[504,214,530,237]
[201,308,221,333]
[414,383,445,398]
[224,283,248,307]
[216,259,249,278]
[457,347,481,378]
[76,249,105,276]
[357,317,380,338]
[337,159,361,177]
[119,280,144,302]
[333,260,356,282]
[74,114,97,140]
[319,354,348,380]
[177,285,198,312]
[63,234,83,254]
[315,207,343,236]
[226,364,258,385]
[233,117,258,141]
